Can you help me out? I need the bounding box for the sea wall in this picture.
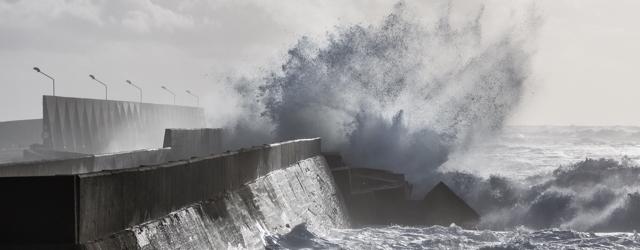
[42,96,206,154]
[0,138,346,249]
[84,155,348,249]
[77,138,324,243]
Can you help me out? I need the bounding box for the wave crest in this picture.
[443,157,640,231]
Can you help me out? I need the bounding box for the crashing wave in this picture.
[218,1,536,186]
[439,157,640,232]
[201,0,640,236]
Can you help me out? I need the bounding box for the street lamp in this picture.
[89,74,108,100]
[185,90,199,106]
[126,80,142,103]
[33,67,55,96]
[161,86,176,105]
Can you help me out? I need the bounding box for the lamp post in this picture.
[126,80,142,103]
[185,90,199,106]
[161,86,176,105]
[33,67,55,96]
[89,74,108,100]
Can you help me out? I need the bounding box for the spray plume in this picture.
[215,1,537,189]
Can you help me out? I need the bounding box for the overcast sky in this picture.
[1,0,639,126]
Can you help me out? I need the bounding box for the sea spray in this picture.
[219,2,537,190]
[204,0,640,234]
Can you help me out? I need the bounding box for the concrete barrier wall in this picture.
[42,96,206,154]
[163,128,223,161]
[0,148,170,177]
[76,138,321,242]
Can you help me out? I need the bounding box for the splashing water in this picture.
[209,0,640,241]
[221,2,536,188]
[266,223,640,250]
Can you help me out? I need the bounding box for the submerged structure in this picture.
[326,153,479,227]
[422,182,480,227]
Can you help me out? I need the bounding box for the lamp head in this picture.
[89,74,95,80]
[126,80,132,84]
[186,90,191,94]
[161,86,167,89]
[33,67,40,73]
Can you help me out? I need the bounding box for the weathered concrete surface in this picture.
[163,128,223,161]
[76,138,321,243]
[42,96,205,154]
[0,148,170,177]
[0,138,333,248]
[84,155,349,249]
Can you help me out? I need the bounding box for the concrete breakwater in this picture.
[86,154,348,249]
[0,96,351,249]
[0,137,347,249]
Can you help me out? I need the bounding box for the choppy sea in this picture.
[268,126,640,249]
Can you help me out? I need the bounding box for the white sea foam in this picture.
[266,223,640,250]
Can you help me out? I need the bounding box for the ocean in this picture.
[267,126,640,249]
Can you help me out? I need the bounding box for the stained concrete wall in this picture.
[163,128,223,161]
[77,138,321,242]
[42,96,205,154]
